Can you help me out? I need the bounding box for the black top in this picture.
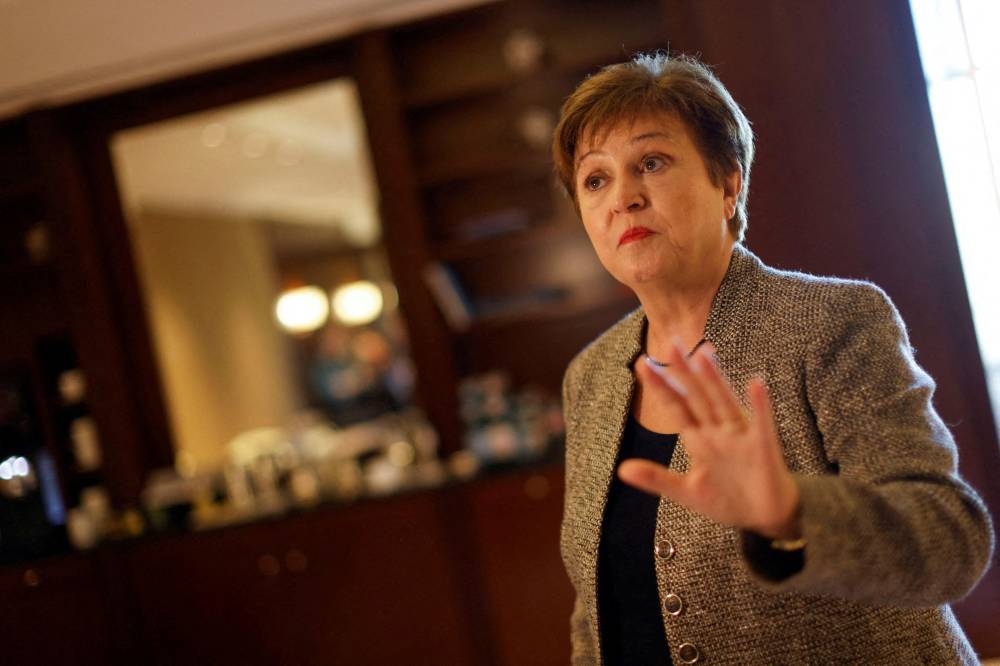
[598,415,678,666]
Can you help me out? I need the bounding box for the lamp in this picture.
[331,280,383,326]
[275,285,329,334]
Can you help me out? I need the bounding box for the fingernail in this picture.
[662,372,687,396]
[692,353,708,374]
[644,357,687,395]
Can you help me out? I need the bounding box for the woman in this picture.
[553,53,993,665]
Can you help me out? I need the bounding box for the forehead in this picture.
[577,112,691,156]
[573,111,701,171]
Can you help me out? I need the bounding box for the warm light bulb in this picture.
[276,286,330,334]
[331,281,383,326]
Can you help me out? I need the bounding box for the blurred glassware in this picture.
[70,416,102,471]
[66,508,98,550]
[57,369,87,404]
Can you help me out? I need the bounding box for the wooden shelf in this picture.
[395,0,668,400]
[396,1,668,111]
[431,222,581,262]
[401,54,602,110]
[418,150,550,187]
[463,285,634,334]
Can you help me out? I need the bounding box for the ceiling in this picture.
[0,0,491,119]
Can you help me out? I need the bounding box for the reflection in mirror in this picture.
[111,79,434,516]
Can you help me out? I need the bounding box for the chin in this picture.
[616,265,669,289]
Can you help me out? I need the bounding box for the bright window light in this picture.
[910,0,1000,435]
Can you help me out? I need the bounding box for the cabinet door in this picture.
[463,465,574,666]
[124,524,294,665]
[125,493,478,665]
[0,554,114,666]
[276,492,479,665]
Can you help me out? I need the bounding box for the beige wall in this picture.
[129,211,301,472]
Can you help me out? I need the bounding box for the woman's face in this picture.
[574,112,739,292]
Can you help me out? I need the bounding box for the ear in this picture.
[722,169,742,220]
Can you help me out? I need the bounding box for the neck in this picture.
[640,287,716,359]
[636,245,733,360]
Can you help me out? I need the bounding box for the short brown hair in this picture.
[552,52,755,241]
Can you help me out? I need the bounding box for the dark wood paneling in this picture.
[352,31,466,453]
[27,112,157,503]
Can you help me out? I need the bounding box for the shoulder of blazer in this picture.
[750,262,904,351]
[563,307,644,405]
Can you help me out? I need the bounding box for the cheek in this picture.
[662,189,712,228]
[577,191,604,215]
[665,188,697,213]
[578,207,605,240]
[580,221,608,262]
[579,215,617,267]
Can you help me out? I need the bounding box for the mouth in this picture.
[618,226,655,247]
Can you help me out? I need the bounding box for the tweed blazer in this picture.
[561,245,994,665]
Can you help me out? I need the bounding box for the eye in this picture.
[640,155,666,173]
[582,174,605,192]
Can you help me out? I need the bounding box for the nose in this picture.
[611,174,647,214]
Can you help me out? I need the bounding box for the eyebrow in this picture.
[575,131,675,171]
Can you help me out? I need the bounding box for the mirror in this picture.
[110,78,422,480]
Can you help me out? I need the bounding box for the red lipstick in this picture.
[618,226,654,246]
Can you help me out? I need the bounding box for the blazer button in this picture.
[677,642,701,664]
[663,592,684,616]
[654,540,675,560]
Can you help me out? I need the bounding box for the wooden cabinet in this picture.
[0,554,116,665]
[123,490,480,665]
[0,465,572,665]
[462,464,573,666]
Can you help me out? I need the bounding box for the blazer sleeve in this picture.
[741,283,994,607]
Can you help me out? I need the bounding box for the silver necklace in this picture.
[645,337,708,368]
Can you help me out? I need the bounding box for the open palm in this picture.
[619,342,801,540]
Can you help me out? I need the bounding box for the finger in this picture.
[747,376,779,445]
[662,338,717,426]
[638,358,696,428]
[617,459,690,502]
[691,347,746,428]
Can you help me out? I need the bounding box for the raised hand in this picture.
[619,340,802,539]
